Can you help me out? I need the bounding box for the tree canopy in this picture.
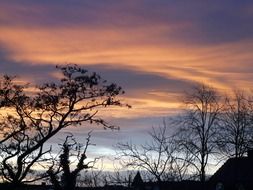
[0,65,126,187]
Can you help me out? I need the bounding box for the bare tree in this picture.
[0,65,126,187]
[47,133,96,190]
[216,91,253,158]
[0,75,28,145]
[0,76,48,186]
[116,122,175,183]
[76,169,104,187]
[76,158,107,187]
[102,169,134,187]
[168,143,194,181]
[0,118,51,185]
[174,84,222,182]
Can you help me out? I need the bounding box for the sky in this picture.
[1,0,253,171]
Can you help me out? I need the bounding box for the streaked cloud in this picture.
[1,0,253,170]
[1,0,253,120]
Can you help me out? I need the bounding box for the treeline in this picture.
[117,85,253,183]
[1,65,253,189]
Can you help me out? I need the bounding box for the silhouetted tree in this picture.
[47,133,96,190]
[168,140,194,181]
[216,91,253,158]
[0,76,47,186]
[77,169,103,187]
[103,169,134,187]
[0,75,28,145]
[116,122,176,183]
[0,65,125,187]
[174,84,222,182]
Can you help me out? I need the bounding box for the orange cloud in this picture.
[1,12,253,120]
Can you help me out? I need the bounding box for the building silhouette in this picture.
[208,150,253,190]
[132,150,253,190]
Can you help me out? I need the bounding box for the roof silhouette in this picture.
[209,150,253,190]
[132,171,143,187]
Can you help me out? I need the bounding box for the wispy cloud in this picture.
[1,1,253,165]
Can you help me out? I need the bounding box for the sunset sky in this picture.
[1,0,253,170]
